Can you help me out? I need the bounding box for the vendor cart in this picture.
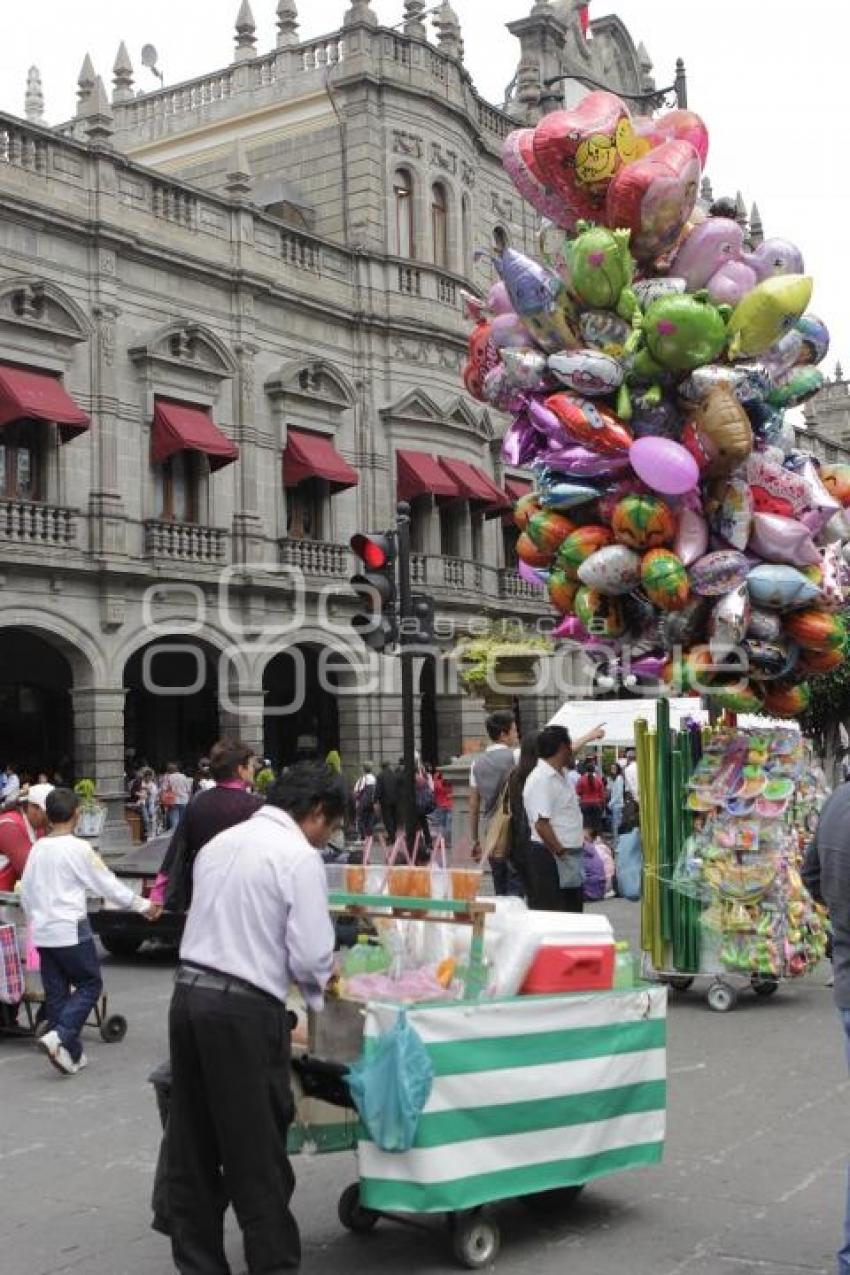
[290,892,668,1269]
[0,891,128,1044]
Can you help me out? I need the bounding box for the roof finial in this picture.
[225,140,253,200]
[530,1,555,13]
[83,75,114,148]
[76,53,95,114]
[700,174,714,205]
[343,0,378,28]
[403,1,428,38]
[749,201,764,248]
[276,0,299,48]
[434,1,463,61]
[234,0,257,61]
[112,42,134,104]
[24,66,45,124]
[735,191,748,232]
[836,360,844,384]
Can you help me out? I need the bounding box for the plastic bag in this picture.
[616,828,643,902]
[346,1012,433,1153]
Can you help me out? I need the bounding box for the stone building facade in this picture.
[0,0,656,816]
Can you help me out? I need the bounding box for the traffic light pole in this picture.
[396,501,418,850]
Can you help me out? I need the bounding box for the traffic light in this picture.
[350,531,397,652]
[401,593,436,647]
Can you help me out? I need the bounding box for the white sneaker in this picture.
[38,1029,60,1060]
[53,1044,89,1075]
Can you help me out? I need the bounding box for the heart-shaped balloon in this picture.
[463,319,500,402]
[533,91,635,219]
[634,108,710,166]
[502,130,578,230]
[605,140,701,263]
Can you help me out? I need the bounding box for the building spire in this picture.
[700,175,714,205]
[343,0,378,27]
[76,53,95,114]
[836,360,844,384]
[112,41,134,104]
[735,191,748,233]
[234,0,257,61]
[403,1,428,38]
[24,66,45,124]
[434,1,463,61]
[276,0,299,48]
[749,201,764,248]
[83,75,114,148]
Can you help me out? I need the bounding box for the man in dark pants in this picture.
[166,762,341,1275]
[803,780,850,1274]
[375,760,400,843]
[469,711,519,895]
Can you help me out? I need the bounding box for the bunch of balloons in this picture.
[461,90,846,717]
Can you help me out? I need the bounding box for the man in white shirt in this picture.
[166,761,342,1275]
[161,762,193,831]
[523,724,605,912]
[624,747,640,803]
[20,787,158,1075]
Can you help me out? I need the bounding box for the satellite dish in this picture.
[141,44,159,70]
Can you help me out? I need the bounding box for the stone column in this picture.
[72,687,132,854]
[218,688,266,759]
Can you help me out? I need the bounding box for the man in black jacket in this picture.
[803,780,850,1274]
[375,761,400,843]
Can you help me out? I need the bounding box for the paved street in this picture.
[2,900,846,1275]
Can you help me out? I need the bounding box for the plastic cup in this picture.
[450,869,482,902]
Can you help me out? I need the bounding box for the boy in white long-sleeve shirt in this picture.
[21,788,160,1075]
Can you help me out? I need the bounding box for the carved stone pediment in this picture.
[380,387,446,424]
[128,320,237,380]
[264,359,356,411]
[0,277,91,347]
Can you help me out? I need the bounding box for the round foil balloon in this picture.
[630,436,699,496]
[516,532,554,569]
[797,647,844,676]
[742,638,799,682]
[641,549,690,611]
[526,510,576,555]
[513,492,541,530]
[577,544,642,594]
[611,493,676,550]
[689,550,751,596]
[761,682,810,717]
[574,586,626,638]
[747,608,783,641]
[557,525,615,579]
[783,609,845,651]
[579,309,632,354]
[548,570,579,615]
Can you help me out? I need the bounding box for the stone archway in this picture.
[122,637,225,774]
[262,642,343,769]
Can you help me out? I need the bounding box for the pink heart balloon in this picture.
[502,130,578,230]
[606,140,702,263]
[635,108,710,166]
[533,91,635,221]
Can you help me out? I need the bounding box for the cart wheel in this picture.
[100,1014,128,1043]
[707,982,737,1013]
[521,1184,585,1212]
[338,1183,379,1235]
[451,1210,501,1270]
[667,976,695,993]
[751,975,779,998]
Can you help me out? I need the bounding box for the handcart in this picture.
[0,891,128,1044]
[290,891,668,1269]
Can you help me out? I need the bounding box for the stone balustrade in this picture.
[0,500,78,546]
[144,520,229,563]
[279,537,349,577]
[499,568,543,602]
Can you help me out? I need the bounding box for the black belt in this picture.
[175,963,284,1007]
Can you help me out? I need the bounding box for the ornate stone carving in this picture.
[128,321,237,381]
[99,249,116,276]
[390,337,464,372]
[491,191,513,221]
[430,141,457,175]
[0,278,90,347]
[461,160,476,188]
[392,130,423,159]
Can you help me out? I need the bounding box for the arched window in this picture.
[493,224,509,253]
[461,194,473,278]
[393,169,414,258]
[432,182,448,269]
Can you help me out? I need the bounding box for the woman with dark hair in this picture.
[507,731,539,898]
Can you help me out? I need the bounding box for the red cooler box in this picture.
[519,914,615,995]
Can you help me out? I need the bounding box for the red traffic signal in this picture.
[351,533,393,571]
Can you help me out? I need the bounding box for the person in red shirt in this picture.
[0,783,52,891]
[575,762,606,836]
[431,768,453,847]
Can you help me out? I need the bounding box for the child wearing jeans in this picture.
[20,788,160,1076]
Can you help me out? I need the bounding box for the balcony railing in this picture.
[499,569,544,602]
[144,520,228,563]
[279,537,348,577]
[0,500,78,546]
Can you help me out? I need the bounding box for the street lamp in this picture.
[540,57,688,114]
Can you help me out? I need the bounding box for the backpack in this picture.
[414,774,436,815]
[482,775,512,862]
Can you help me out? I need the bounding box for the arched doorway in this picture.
[263,644,340,769]
[124,638,220,772]
[419,656,438,766]
[0,631,74,779]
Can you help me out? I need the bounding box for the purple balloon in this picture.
[748,513,822,568]
[744,237,805,282]
[517,560,548,589]
[552,615,589,641]
[672,218,746,291]
[630,436,699,496]
[501,416,542,467]
[488,281,513,316]
[527,396,568,442]
[543,443,630,479]
[491,312,531,350]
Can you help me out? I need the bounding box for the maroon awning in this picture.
[151,398,239,471]
[440,457,512,515]
[0,363,90,443]
[283,428,358,492]
[505,477,533,503]
[397,449,461,502]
